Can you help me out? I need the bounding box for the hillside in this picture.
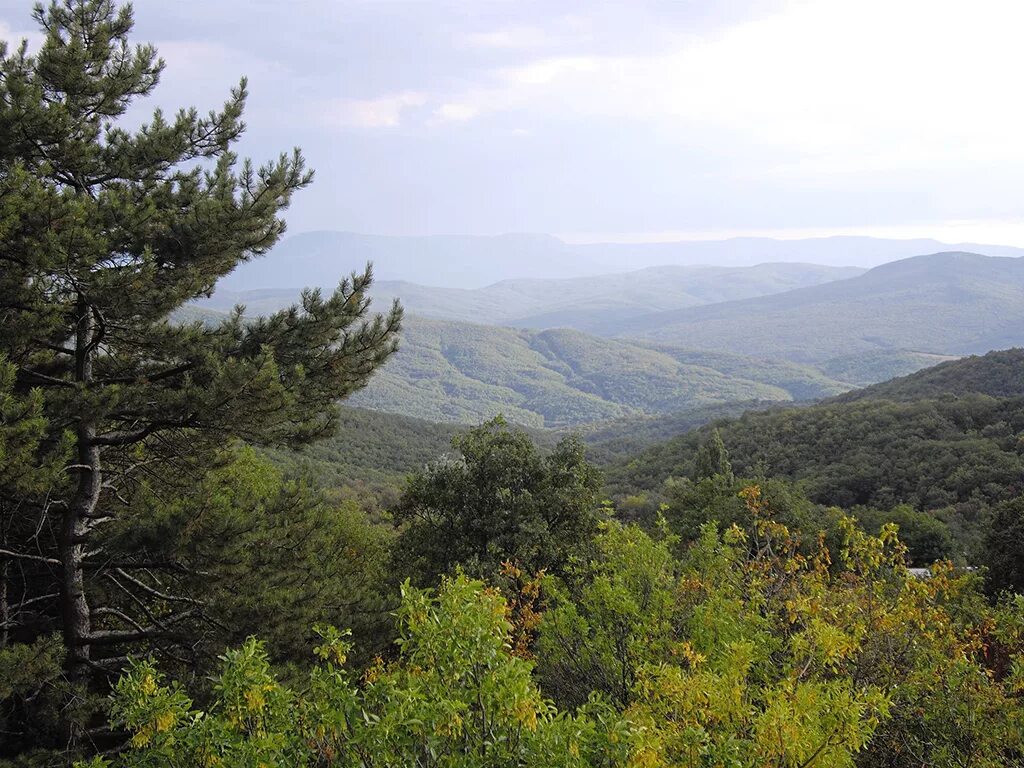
[368,263,864,332]
[605,349,1024,560]
[833,348,1024,402]
[617,252,1024,362]
[265,407,476,505]
[346,316,851,428]
[573,400,800,466]
[817,350,959,387]
[215,231,1024,290]
[200,262,864,330]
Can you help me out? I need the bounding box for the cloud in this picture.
[434,102,480,123]
[0,17,47,53]
[465,25,552,49]
[398,0,1024,175]
[430,56,600,123]
[321,91,427,129]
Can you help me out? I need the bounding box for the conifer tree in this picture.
[0,0,401,745]
[694,427,733,482]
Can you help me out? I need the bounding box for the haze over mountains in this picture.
[202,262,863,331]
[198,235,1024,429]
[619,252,1024,362]
[216,231,1024,289]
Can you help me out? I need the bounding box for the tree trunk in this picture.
[60,427,98,681]
[60,297,99,686]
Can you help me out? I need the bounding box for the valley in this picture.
[9,3,1024,763]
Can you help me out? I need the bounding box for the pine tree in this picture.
[0,0,401,747]
[694,427,733,482]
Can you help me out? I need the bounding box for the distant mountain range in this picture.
[200,262,864,330]
[216,231,1024,289]
[617,252,1024,362]
[193,246,1024,428]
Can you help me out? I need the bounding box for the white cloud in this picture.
[434,102,480,122]
[465,25,551,49]
[409,0,1024,174]
[0,17,46,53]
[321,91,427,129]
[430,56,601,123]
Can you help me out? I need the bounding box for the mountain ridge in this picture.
[216,232,1024,290]
[202,261,865,331]
[345,315,854,428]
[615,251,1024,362]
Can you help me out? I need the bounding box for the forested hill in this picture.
[367,263,863,332]
[616,251,1024,362]
[606,348,1024,560]
[832,347,1024,402]
[345,315,851,427]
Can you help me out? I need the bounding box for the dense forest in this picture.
[2,4,1023,768]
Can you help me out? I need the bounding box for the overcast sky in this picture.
[3,0,1024,245]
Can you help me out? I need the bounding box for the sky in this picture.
[3,0,1024,245]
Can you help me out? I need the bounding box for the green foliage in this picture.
[0,354,68,496]
[536,520,680,709]
[818,350,958,388]
[985,494,1024,594]
[104,446,396,668]
[663,474,825,552]
[82,576,632,768]
[693,428,733,482]
[541,502,1024,767]
[73,498,1024,767]
[835,348,1024,402]
[264,406,486,507]
[609,392,1024,567]
[0,635,67,757]
[348,316,849,428]
[574,400,796,468]
[0,0,399,753]
[854,503,954,565]
[394,418,603,583]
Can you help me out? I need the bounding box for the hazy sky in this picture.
[3,0,1024,244]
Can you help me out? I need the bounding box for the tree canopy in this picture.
[0,0,400,750]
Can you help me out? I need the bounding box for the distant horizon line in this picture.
[285,222,1024,249]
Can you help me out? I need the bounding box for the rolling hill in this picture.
[833,348,1024,403]
[605,349,1024,557]
[346,316,852,428]
[199,262,864,330]
[616,252,1024,362]
[368,263,864,332]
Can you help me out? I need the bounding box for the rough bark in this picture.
[60,296,99,683]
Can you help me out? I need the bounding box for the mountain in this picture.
[833,348,1024,403]
[373,263,864,332]
[617,252,1024,362]
[200,262,865,330]
[215,232,1024,290]
[817,351,959,387]
[265,407,468,499]
[345,316,852,428]
[605,348,1024,562]
[572,400,801,466]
